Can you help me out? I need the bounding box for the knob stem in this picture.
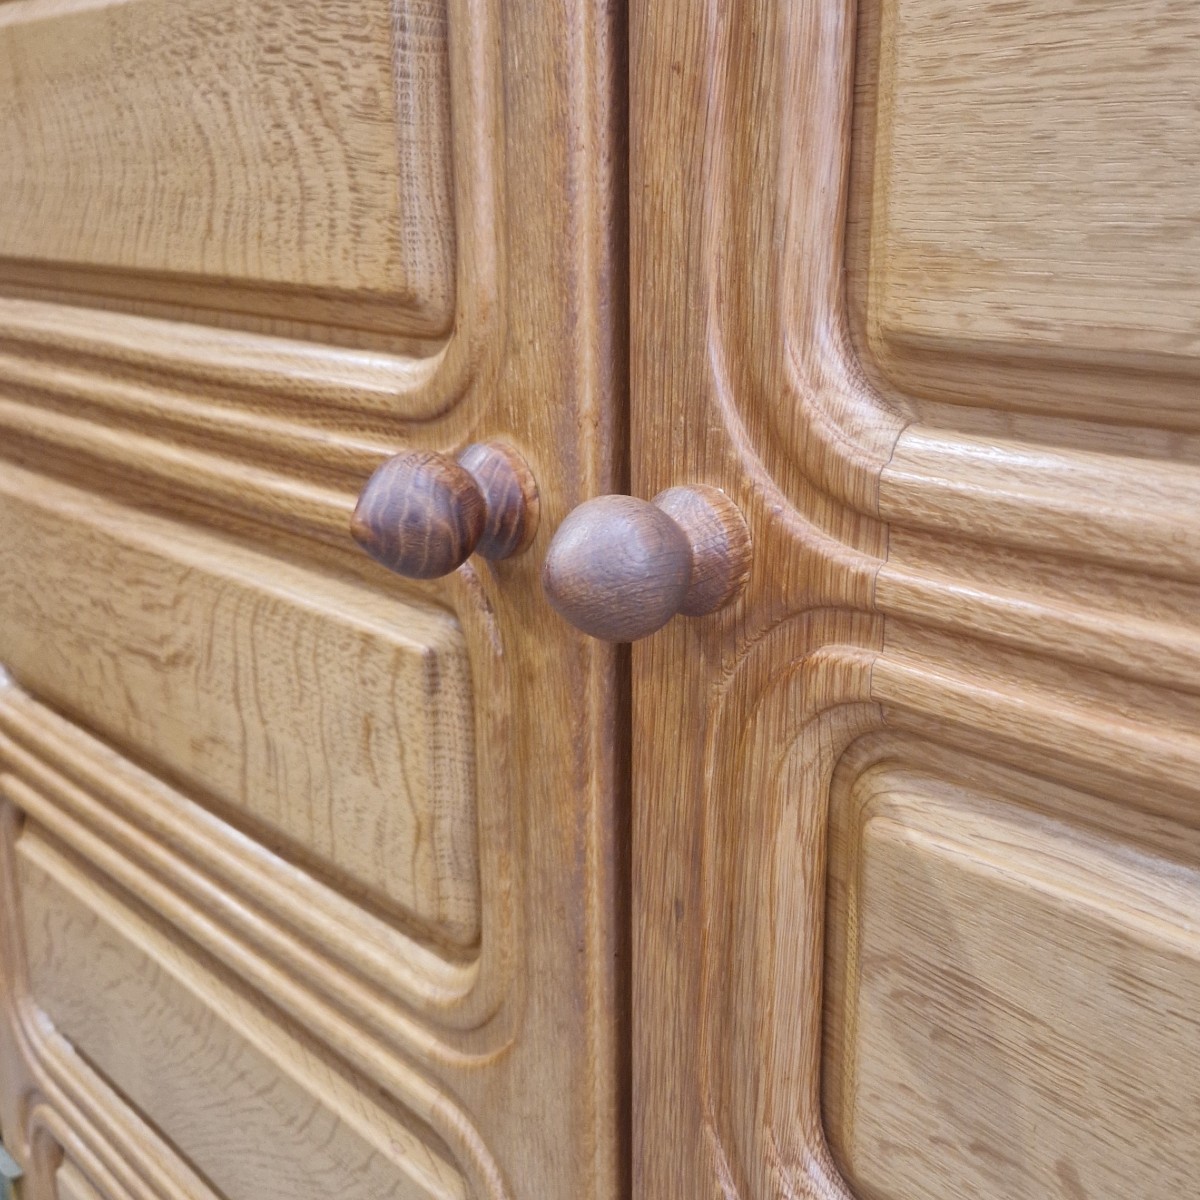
[653,485,752,618]
[458,441,540,560]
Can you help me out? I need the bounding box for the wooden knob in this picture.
[542,486,751,641]
[351,442,538,579]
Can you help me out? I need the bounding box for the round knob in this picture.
[351,442,538,579]
[542,486,751,641]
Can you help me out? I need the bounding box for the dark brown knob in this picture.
[542,486,751,641]
[351,442,538,579]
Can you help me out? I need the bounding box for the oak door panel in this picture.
[0,0,625,1195]
[0,465,478,946]
[633,0,1200,1196]
[825,745,1200,1200]
[0,0,455,342]
[17,826,465,1200]
[0,678,487,1198]
[859,0,1200,421]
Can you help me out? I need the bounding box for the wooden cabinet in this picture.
[3,0,1200,1196]
[0,1,624,1198]
[632,0,1200,1197]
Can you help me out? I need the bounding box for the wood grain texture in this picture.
[880,428,1200,582]
[632,0,1200,1196]
[651,486,751,619]
[455,442,540,561]
[825,755,1200,1200]
[0,464,480,947]
[0,0,455,341]
[543,496,693,642]
[876,528,1200,694]
[858,0,1200,424]
[17,827,468,1200]
[0,684,521,1200]
[23,1092,216,1200]
[543,488,750,641]
[351,443,538,578]
[632,2,891,1185]
[0,679,479,1027]
[0,0,498,424]
[54,1164,103,1200]
[0,793,261,1200]
[0,0,627,1194]
[352,451,488,579]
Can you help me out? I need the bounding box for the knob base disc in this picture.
[652,485,751,617]
[458,442,540,560]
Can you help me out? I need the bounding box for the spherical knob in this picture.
[351,442,538,579]
[542,486,751,642]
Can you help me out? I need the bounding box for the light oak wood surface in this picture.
[632,0,1200,1196]
[54,1165,105,1200]
[20,827,467,1200]
[6,0,1199,1190]
[0,0,456,342]
[0,0,627,1196]
[860,0,1200,424]
[826,752,1200,1200]
[0,464,479,946]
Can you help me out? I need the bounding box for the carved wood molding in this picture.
[0,683,514,1035]
[0,0,625,1195]
[686,616,1200,1195]
[0,0,510,539]
[694,0,1200,585]
[0,0,501,428]
[633,3,1200,1190]
[0,781,514,1200]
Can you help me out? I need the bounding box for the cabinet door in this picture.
[0,1,625,1197]
[633,0,1200,1196]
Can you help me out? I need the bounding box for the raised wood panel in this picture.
[632,0,1200,1195]
[0,0,493,437]
[0,0,455,341]
[55,1164,103,1200]
[858,0,1200,417]
[55,1164,104,1200]
[825,759,1200,1200]
[0,0,625,1193]
[16,825,468,1200]
[853,0,1200,427]
[0,464,479,948]
[0,676,482,1024]
[0,680,523,1197]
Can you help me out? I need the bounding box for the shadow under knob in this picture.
[351,442,538,579]
[542,486,751,642]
